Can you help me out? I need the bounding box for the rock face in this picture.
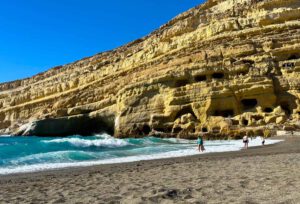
[0,0,300,138]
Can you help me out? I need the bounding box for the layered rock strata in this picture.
[1,0,300,138]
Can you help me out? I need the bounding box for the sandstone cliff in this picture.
[1,0,300,138]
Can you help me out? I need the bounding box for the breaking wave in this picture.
[43,134,130,148]
[0,134,283,175]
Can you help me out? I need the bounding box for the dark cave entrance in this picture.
[27,116,115,137]
[174,106,197,120]
[153,127,165,132]
[288,54,300,60]
[202,127,208,132]
[212,109,234,117]
[264,107,273,113]
[141,124,151,135]
[242,119,249,126]
[283,62,295,68]
[195,75,207,82]
[175,79,189,87]
[241,99,258,110]
[280,102,292,115]
[173,127,182,133]
[252,115,263,121]
[212,73,225,79]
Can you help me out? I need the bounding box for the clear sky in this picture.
[0,0,204,83]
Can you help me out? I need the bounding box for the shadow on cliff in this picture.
[272,75,298,116]
[17,115,115,137]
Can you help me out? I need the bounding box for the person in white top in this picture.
[243,135,249,149]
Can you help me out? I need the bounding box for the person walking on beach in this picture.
[197,136,205,152]
[243,135,249,149]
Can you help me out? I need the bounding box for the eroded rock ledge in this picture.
[1,0,300,138]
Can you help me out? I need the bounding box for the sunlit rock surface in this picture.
[1,0,300,138]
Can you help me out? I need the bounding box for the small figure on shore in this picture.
[197,136,205,152]
[243,135,249,149]
[261,136,265,146]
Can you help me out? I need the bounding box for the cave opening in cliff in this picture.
[288,54,300,60]
[280,102,291,115]
[175,79,189,87]
[242,119,249,126]
[195,75,207,82]
[264,107,273,113]
[282,62,295,68]
[174,106,197,120]
[26,116,115,137]
[75,117,114,136]
[212,73,225,79]
[202,127,208,132]
[241,99,258,110]
[252,115,263,121]
[154,127,165,133]
[212,109,234,117]
[166,127,173,132]
[191,127,196,133]
[141,124,151,135]
[173,127,182,133]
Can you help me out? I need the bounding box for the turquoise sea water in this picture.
[0,134,281,175]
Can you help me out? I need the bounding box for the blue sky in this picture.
[0,0,204,83]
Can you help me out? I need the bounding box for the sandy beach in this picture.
[0,136,299,204]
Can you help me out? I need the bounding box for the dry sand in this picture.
[0,137,299,204]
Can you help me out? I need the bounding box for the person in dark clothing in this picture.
[243,135,249,149]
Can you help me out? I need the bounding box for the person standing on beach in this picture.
[243,135,249,149]
[262,136,265,146]
[197,136,205,152]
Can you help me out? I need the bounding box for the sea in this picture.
[0,134,282,175]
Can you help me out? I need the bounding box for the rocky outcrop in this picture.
[0,0,300,138]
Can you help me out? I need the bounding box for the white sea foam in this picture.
[93,133,113,139]
[0,138,282,175]
[43,137,129,148]
[11,151,93,164]
[0,135,12,137]
[162,137,194,144]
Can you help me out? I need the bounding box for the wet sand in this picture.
[0,136,299,204]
